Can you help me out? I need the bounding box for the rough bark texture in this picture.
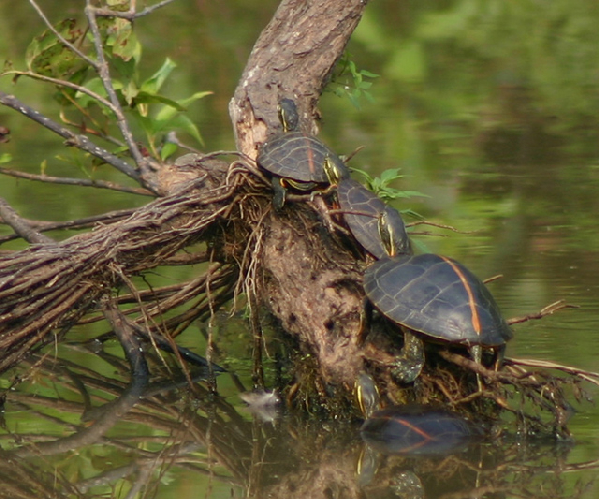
[260,206,366,387]
[229,0,370,393]
[0,0,371,396]
[231,0,368,157]
[0,157,240,374]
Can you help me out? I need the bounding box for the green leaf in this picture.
[154,91,212,124]
[133,91,186,111]
[160,141,178,161]
[54,65,90,106]
[105,18,140,62]
[141,58,177,94]
[360,70,380,78]
[26,18,84,78]
[177,91,213,108]
[75,77,109,108]
[121,79,139,106]
[111,55,137,82]
[0,153,12,164]
[379,167,404,184]
[160,114,204,145]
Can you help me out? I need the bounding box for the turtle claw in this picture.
[271,178,287,209]
[390,330,425,384]
[391,359,424,384]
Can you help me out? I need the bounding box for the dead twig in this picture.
[0,207,138,245]
[406,220,476,234]
[508,300,578,325]
[0,197,54,244]
[506,357,599,387]
[0,166,154,196]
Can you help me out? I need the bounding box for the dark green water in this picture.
[1,1,599,497]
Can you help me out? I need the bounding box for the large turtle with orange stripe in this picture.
[257,98,350,208]
[363,253,513,385]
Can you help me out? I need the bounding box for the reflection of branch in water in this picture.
[0,301,596,499]
[1,345,598,499]
[12,297,150,457]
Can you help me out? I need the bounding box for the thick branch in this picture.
[227,0,370,390]
[231,0,368,157]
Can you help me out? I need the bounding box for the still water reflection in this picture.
[2,0,599,497]
[1,342,597,499]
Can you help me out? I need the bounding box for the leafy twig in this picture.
[0,91,140,181]
[28,0,98,69]
[85,1,157,188]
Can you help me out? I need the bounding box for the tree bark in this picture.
[229,0,370,396]
[231,0,368,157]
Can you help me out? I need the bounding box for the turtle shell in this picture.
[337,178,410,259]
[364,253,513,346]
[258,131,349,184]
[360,405,477,456]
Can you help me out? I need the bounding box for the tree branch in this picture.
[0,91,142,181]
[0,207,137,245]
[85,1,157,187]
[0,197,54,244]
[0,166,154,196]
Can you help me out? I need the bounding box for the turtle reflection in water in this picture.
[336,178,411,259]
[356,373,478,456]
[257,98,350,208]
[364,252,513,387]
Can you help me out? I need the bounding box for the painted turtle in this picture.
[356,374,477,456]
[257,98,350,208]
[336,178,411,259]
[361,406,477,455]
[363,253,513,385]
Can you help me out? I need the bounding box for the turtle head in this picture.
[355,373,380,419]
[277,98,299,133]
[378,207,411,257]
[323,156,343,185]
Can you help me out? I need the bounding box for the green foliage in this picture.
[353,166,427,203]
[5,14,211,165]
[25,18,86,78]
[329,52,379,109]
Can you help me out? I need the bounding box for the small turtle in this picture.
[356,374,478,456]
[257,98,350,207]
[336,178,411,259]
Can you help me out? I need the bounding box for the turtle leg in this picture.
[494,343,506,370]
[470,344,484,393]
[271,177,287,209]
[390,328,425,384]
